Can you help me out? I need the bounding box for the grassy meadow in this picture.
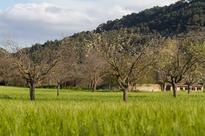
[0,86,205,136]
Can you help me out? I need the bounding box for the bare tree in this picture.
[50,39,77,96]
[157,71,168,92]
[158,39,205,97]
[84,48,108,92]
[0,49,15,85]
[7,40,59,100]
[93,30,158,101]
[184,67,203,94]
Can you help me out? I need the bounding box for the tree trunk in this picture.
[108,83,111,90]
[172,82,177,97]
[187,85,191,95]
[73,80,77,87]
[163,83,167,92]
[57,83,60,96]
[92,81,97,92]
[92,75,98,92]
[29,81,35,101]
[89,80,93,89]
[123,88,128,102]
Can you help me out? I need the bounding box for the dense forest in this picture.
[96,0,205,35]
[1,0,205,101]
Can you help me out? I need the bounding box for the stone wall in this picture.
[132,84,161,92]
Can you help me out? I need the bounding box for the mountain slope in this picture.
[96,0,205,35]
[28,0,205,53]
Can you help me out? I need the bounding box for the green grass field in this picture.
[0,86,205,136]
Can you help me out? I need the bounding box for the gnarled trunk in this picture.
[91,74,98,92]
[171,82,177,97]
[57,83,60,96]
[187,85,191,95]
[92,82,97,92]
[29,81,35,101]
[117,79,129,102]
[123,88,128,102]
[163,82,167,92]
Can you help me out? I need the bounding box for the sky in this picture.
[0,0,179,47]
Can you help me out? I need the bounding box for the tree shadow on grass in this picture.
[0,94,29,101]
[34,94,148,102]
[0,92,147,102]
[0,94,14,100]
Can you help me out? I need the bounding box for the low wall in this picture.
[132,84,161,92]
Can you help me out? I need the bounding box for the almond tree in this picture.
[50,39,77,96]
[184,69,202,94]
[84,48,108,92]
[158,39,205,97]
[157,71,168,92]
[7,40,59,100]
[94,30,158,102]
[0,49,15,85]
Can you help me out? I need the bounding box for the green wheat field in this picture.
[0,86,205,136]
